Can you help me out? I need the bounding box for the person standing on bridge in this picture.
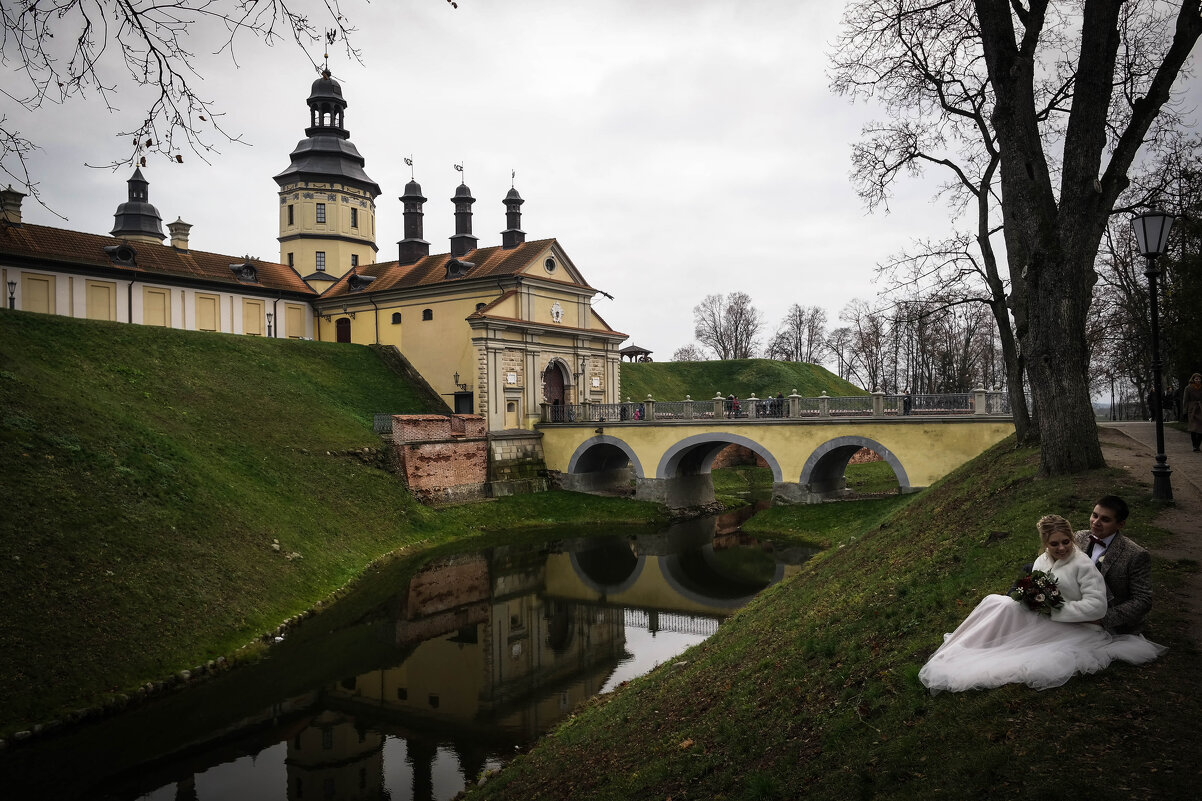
[1185,372,1202,452]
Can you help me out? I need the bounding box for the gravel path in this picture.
[1098,421,1202,645]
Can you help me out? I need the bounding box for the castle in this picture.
[0,70,626,431]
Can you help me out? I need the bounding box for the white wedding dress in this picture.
[919,547,1166,692]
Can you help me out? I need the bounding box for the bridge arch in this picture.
[656,433,783,482]
[559,434,644,496]
[568,538,646,595]
[799,435,910,498]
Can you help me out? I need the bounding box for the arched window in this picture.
[422,308,433,321]
[391,312,402,324]
[475,302,486,312]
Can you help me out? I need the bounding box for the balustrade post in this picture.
[540,402,550,423]
[973,387,987,415]
[746,394,759,419]
[819,391,830,418]
[714,393,726,419]
[581,399,592,422]
[788,389,801,419]
[872,390,886,417]
[643,394,655,421]
[684,395,694,420]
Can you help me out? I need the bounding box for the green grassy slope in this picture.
[467,441,1201,800]
[0,312,663,732]
[620,358,864,403]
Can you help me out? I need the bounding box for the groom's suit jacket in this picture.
[1074,530,1153,634]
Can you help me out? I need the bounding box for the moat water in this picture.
[4,500,814,801]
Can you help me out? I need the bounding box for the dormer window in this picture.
[104,244,137,266]
[347,273,375,292]
[445,258,475,279]
[229,261,259,283]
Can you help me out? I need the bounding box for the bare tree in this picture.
[769,304,829,364]
[692,292,763,360]
[831,0,1035,440]
[840,299,890,391]
[672,344,707,362]
[0,1,453,204]
[974,0,1202,474]
[826,326,853,381]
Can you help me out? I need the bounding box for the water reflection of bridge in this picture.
[623,608,721,638]
[17,523,806,801]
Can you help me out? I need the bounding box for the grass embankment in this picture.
[0,312,664,734]
[465,440,1202,800]
[620,358,863,403]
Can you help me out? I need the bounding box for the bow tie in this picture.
[1089,535,1108,547]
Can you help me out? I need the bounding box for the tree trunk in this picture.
[1023,244,1105,473]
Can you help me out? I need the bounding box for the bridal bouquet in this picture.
[1008,569,1064,616]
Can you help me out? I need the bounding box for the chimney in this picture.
[397,179,430,265]
[168,218,192,251]
[1,185,25,225]
[449,182,477,258]
[501,186,525,249]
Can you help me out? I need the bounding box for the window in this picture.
[350,208,358,228]
[316,202,326,223]
[476,302,486,312]
[85,280,117,321]
[544,257,556,273]
[351,254,359,268]
[287,205,294,226]
[391,312,401,324]
[397,687,408,700]
[287,252,294,268]
[143,287,170,327]
[315,251,326,271]
[422,308,433,321]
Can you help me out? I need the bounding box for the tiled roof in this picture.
[321,238,594,298]
[0,222,315,295]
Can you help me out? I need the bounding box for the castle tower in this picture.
[274,69,381,284]
[500,185,525,249]
[110,168,165,244]
[397,179,430,265]
[449,181,477,258]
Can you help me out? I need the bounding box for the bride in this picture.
[919,514,1165,693]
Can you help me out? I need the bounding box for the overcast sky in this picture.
[8,0,1201,364]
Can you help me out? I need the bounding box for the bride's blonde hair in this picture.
[1037,514,1074,550]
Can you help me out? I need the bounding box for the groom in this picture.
[1075,495,1153,634]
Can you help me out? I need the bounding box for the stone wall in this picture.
[390,415,549,504]
[392,414,489,504]
[488,430,549,496]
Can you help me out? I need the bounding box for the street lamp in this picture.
[1131,209,1175,501]
[266,312,274,338]
[6,280,14,309]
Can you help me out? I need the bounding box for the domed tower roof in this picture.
[274,69,380,197]
[110,168,165,243]
[308,70,345,105]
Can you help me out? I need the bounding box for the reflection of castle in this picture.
[284,550,628,799]
[142,528,809,801]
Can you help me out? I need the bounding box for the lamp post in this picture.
[6,280,14,309]
[266,312,274,338]
[1131,209,1175,501]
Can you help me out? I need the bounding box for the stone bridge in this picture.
[537,390,1014,507]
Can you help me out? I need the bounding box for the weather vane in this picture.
[454,162,465,183]
[404,156,414,180]
[511,169,516,187]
